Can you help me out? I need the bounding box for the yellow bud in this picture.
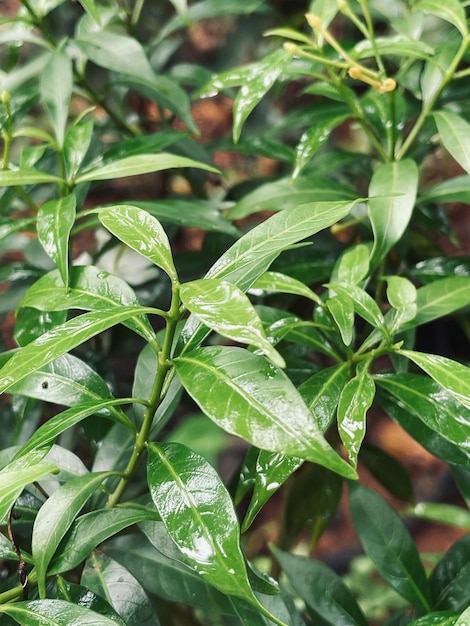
[305,12,322,29]
[348,66,362,79]
[1,90,11,105]
[377,77,397,93]
[283,42,299,55]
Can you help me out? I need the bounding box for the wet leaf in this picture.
[0,599,123,625]
[174,346,356,478]
[180,278,285,367]
[56,579,126,625]
[250,271,321,305]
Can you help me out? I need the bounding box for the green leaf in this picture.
[0,216,35,243]
[337,367,375,467]
[15,399,136,460]
[377,373,470,452]
[292,115,347,180]
[0,452,57,524]
[409,502,470,530]
[97,205,178,282]
[399,350,470,411]
[272,546,368,626]
[49,506,160,575]
[232,49,289,142]
[147,442,287,625]
[360,444,414,504]
[75,153,218,183]
[81,552,160,626]
[179,200,356,353]
[421,39,461,107]
[250,271,322,305]
[349,483,431,610]
[180,278,285,367]
[32,471,115,597]
[64,118,94,181]
[56,579,127,625]
[0,169,63,186]
[368,159,418,269]
[413,0,468,36]
[408,612,460,626]
[385,276,417,330]
[419,175,470,205]
[173,346,356,479]
[299,363,350,432]
[0,599,125,625]
[77,0,101,24]
[0,306,157,394]
[430,534,470,612]
[19,265,156,342]
[40,45,73,146]
[228,176,357,220]
[327,295,355,346]
[457,606,470,626]
[434,111,470,175]
[334,243,370,285]
[37,194,76,288]
[327,283,385,330]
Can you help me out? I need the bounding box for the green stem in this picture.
[396,35,470,160]
[357,0,386,75]
[106,284,181,508]
[21,0,57,46]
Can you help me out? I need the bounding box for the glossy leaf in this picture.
[39,45,72,146]
[98,205,177,282]
[414,0,468,36]
[430,534,470,611]
[250,271,322,305]
[180,278,284,367]
[37,194,76,289]
[15,399,136,460]
[368,159,418,269]
[272,546,368,626]
[242,452,303,531]
[147,442,286,625]
[334,243,370,285]
[20,266,156,342]
[107,532,236,615]
[56,579,127,625]
[64,118,94,181]
[82,552,160,626]
[32,471,115,597]
[0,168,63,186]
[327,283,385,330]
[0,306,157,395]
[399,350,470,411]
[349,483,431,610]
[327,295,355,346]
[435,111,470,175]
[456,607,470,626]
[0,599,123,625]
[409,502,470,530]
[0,216,35,242]
[228,176,357,219]
[377,373,470,452]
[180,200,356,353]
[174,346,356,478]
[386,276,418,330]
[337,366,375,467]
[75,153,218,183]
[408,612,459,626]
[233,49,289,142]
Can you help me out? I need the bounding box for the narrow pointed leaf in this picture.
[0,306,157,395]
[272,546,368,626]
[174,346,356,478]
[147,442,287,625]
[299,363,350,432]
[0,599,124,625]
[434,111,470,175]
[327,283,385,329]
[32,471,115,597]
[349,483,431,610]
[334,243,370,285]
[64,118,94,181]
[180,278,285,367]
[250,271,321,304]
[337,368,375,467]
[19,266,156,342]
[77,0,101,23]
[399,350,470,411]
[98,205,177,282]
[40,46,72,146]
[75,153,218,183]
[410,502,470,530]
[37,194,76,289]
[56,579,127,625]
[414,0,468,36]
[327,295,355,346]
[368,159,418,269]
[179,200,356,354]
[430,534,470,611]
[0,169,63,186]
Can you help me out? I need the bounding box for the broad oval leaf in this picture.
[399,350,470,411]
[180,278,284,367]
[368,159,418,269]
[349,483,431,610]
[32,471,115,597]
[0,306,157,395]
[75,153,218,183]
[0,599,124,625]
[173,346,356,479]
[20,265,156,342]
[299,363,350,432]
[98,205,177,282]
[272,546,368,626]
[434,111,470,176]
[147,442,286,625]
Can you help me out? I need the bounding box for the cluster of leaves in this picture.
[1,0,470,624]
